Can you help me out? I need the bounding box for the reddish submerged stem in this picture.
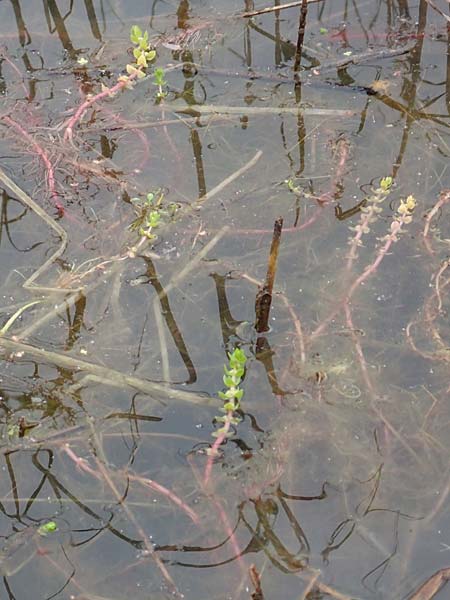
[64,73,138,141]
[2,115,64,215]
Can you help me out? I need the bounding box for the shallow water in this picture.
[0,1,450,598]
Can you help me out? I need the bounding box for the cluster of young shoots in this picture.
[153,67,168,99]
[129,190,178,240]
[124,26,156,82]
[347,176,393,261]
[347,175,417,267]
[97,26,168,102]
[213,348,247,440]
[383,193,416,241]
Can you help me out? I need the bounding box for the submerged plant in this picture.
[37,521,58,536]
[346,176,393,269]
[214,347,247,439]
[64,25,157,139]
[125,25,156,82]
[204,347,247,483]
[129,191,178,240]
[153,67,168,99]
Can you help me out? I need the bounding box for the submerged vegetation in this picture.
[0,1,449,599]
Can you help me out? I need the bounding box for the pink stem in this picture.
[2,115,64,215]
[203,412,232,485]
[130,473,200,524]
[423,189,450,254]
[188,455,246,575]
[312,219,405,341]
[63,73,138,141]
[62,444,103,480]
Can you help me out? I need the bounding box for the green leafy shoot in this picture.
[38,521,58,536]
[153,67,168,99]
[213,348,247,439]
[127,25,156,77]
[129,190,178,240]
[285,178,302,195]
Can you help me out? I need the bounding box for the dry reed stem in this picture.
[241,0,322,18]
[195,150,262,204]
[175,103,356,118]
[0,165,73,295]
[249,564,264,599]
[0,337,213,405]
[409,566,450,599]
[424,0,450,23]
[296,569,353,600]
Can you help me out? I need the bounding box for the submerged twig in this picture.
[0,337,213,405]
[249,564,265,599]
[241,0,322,18]
[409,566,450,599]
[293,0,309,73]
[195,151,263,204]
[0,165,73,294]
[424,0,450,23]
[175,103,356,118]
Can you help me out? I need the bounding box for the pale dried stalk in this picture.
[242,0,323,18]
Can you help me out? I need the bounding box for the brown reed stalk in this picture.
[293,0,309,72]
[255,217,283,333]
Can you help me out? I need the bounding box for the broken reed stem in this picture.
[249,564,264,599]
[176,103,355,118]
[0,165,72,296]
[195,150,262,204]
[0,336,212,406]
[242,0,322,18]
[296,570,353,600]
[293,0,309,73]
[255,217,283,333]
[424,0,450,23]
[1,115,64,215]
[408,566,450,600]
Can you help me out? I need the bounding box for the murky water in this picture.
[0,1,449,598]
